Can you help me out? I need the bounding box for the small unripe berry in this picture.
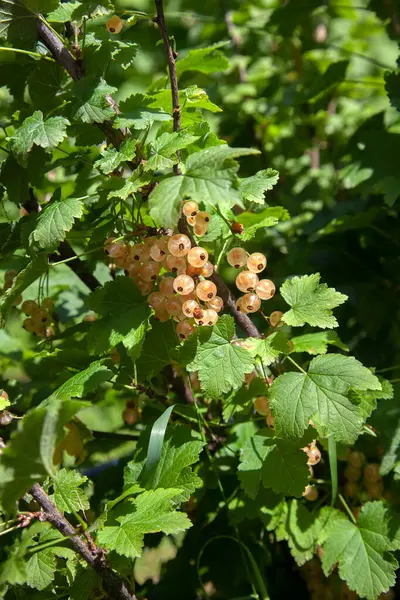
[227,247,247,268]
[147,292,166,311]
[247,252,267,273]
[200,262,213,278]
[21,300,38,315]
[174,275,195,296]
[23,317,36,333]
[182,201,199,217]
[140,261,161,282]
[166,297,183,317]
[207,296,223,312]
[187,246,208,268]
[106,15,123,33]
[254,396,269,416]
[159,276,175,297]
[182,299,199,317]
[165,254,187,274]
[196,280,217,301]
[168,234,191,257]
[241,293,261,313]
[303,485,318,501]
[269,310,283,327]
[256,279,276,300]
[176,320,195,340]
[364,463,381,483]
[236,270,259,293]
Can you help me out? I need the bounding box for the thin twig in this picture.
[154,0,181,173]
[29,483,137,600]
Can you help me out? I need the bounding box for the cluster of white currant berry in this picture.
[104,226,223,341]
[226,248,276,315]
[344,452,385,501]
[21,299,54,337]
[182,201,210,237]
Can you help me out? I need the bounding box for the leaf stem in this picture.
[0,46,55,62]
[338,493,357,524]
[286,355,306,374]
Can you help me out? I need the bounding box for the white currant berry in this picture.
[179,291,196,303]
[147,292,166,311]
[23,317,36,333]
[173,275,195,295]
[364,463,381,483]
[194,307,206,325]
[159,276,175,297]
[247,252,267,273]
[200,262,213,277]
[125,262,141,278]
[106,15,123,33]
[187,215,196,226]
[21,300,38,316]
[182,201,199,217]
[348,451,364,468]
[269,311,283,327]
[168,234,191,257]
[256,279,276,300]
[166,297,183,316]
[165,254,187,274]
[131,243,150,263]
[182,299,199,317]
[176,320,195,340]
[236,270,259,293]
[207,296,223,312]
[227,247,247,268]
[254,396,269,416]
[266,412,274,428]
[303,444,321,466]
[235,297,245,312]
[187,246,208,268]
[154,308,170,322]
[186,264,202,277]
[108,242,123,258]
[241,293,261,313]
[143,236,158,249]
[150,240,168,262]
[196,280,217,301]
[303,485,318,501]
[104,236,116,254]
[195,211,210,225]
[201,309,218,326]
[140,261,161,282]
[193,223,208,237]
[136,279,154,296]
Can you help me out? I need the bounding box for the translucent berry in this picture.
[202,309,218,326]
[187,246,208,268]
[348,451,364,468]
[147,292,166,311]
[241,293,261,313]
[140,262,161,282]
[168,234,191,257]
[33,309,51,324]
[269,311,283,327]
[125,262,141,278]
[236,270,259,293]
[106,15,123,33]
[176,320,195,340]
[195,211,210,225]
[23,317,36,333]
[256,279,276,300]
[187,215,196,226]
[182,201,199,217]
[196,280,217,301]
[207,296,223,312]
[136,279,154,296]
[235,297,245,312]
[254,396,269,416]
[21,300,38,315]
[143,236,158,249]
[41,297,53,311]
[302,485,318,501]
[154,308,170,322]
[179,292,196,304]
[166,297,183,317]
[200,262,213,278]
[150,240,168,262]
[104,236,116,254]
[227,247,247,268]
[304,444,321,466]
[173,275,195,296]
[159,276,175,297]
[186,264,202,277]
[182,299,199,317]
[247,252,267,273]
[165,255,187,274]
[131,243,150,263]
[364,463,381,483]
[193,223,208,237]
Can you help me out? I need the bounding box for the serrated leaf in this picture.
[97,488,191,558]
[349,377,394,421]
[270,354,381,444]
[29,191,83,252]
[136,320,179,379]
[46,360,113,404]
[114,93,172,130]
[0,253,48,327]
[236,206,290,240]
[10,111,69,165]
[107,171,153,200]
[72,77,117,124]
[26,549,55,591]
[239,169,279,204]
[144,130,200,172]
[149,146,259,228]
[243,331,290,366]
[291,331,348,355]
[28,62,66,111]
[176,42,230,76]
[322,502,398,600]
[0,396,10,410]
[86,277,151,357]
[95,138,137,174]
[385,71,400,113]
[51,469,90,513]
[281,273,348,328]
[0,0,39,48]
[238,428,311,499]
[186,315,254,398]
[47,1,80,21]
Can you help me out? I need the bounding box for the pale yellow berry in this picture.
[269,311,283,327]
[241,293,261,313]
[200,262,213,277]
[173,275,195,295]
[207,296,223,312]
[166,297,183,317]
[165,254,187,274]
[168,234,191,257]
[140,261,161,282]
[254,396,269,416]
[256,279,276,300]
[182,201,199,217]
[247,252,267,273]
[196,280,217,301]
[187,246,208,268]
[302,485,318,501]
[182,299,199,317]
[106,15,123,33]
[236,270,259,293]
[202,308,218,326]
[147,292,166,311]
[227,247,247,268]
[159,276,175,297]
[176,320,195,340]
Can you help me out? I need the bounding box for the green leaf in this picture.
[45,360,113,404]
[176,42,230,76]
[349,377,394,421]
[29,191,83,252]
[47,1,80,21]
[26,549,55,591]
[107,171,153,200]
[239,169,279,204]
[149,146,259,228]
[144,130,200,172]
[281,273,348,329]
[114,93,172,130]
[291,331,349,355]
[385,71,400,113]
[86,276,151,357]
[97,488,191,558]
[322,502,398,600]
[270,354,382,444]
[0,253,48,327]
[72,77,117,124]
[244,331,290,366]
[95,138,137,174]
[236,206,290,241]
[238,428,311,499]
[0,396,10,410]
[28,62,66,111]
[10,111,70,165]
[136,320,179,379]
[51,469,90,513]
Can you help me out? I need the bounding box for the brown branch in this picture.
[29,483,137,600]
[154,0,181,174]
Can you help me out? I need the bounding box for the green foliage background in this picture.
[0,1,400,599]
